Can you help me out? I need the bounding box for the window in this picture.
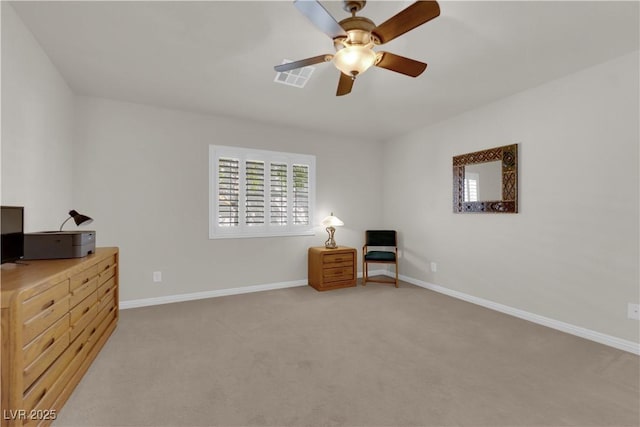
[464,172,479,202]
[210,145,316,238]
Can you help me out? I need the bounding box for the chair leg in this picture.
[363,261,367,286]
[395,262,399,288]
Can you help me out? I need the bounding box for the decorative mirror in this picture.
[453,144,518,213]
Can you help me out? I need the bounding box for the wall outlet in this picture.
[153,271,162,283]
[430,262,437,273]
[628,303,640,320]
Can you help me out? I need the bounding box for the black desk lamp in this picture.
[59,210,93,231]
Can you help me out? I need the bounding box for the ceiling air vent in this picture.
[274,60,315,88]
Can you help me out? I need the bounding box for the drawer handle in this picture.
[35,388,47,406]
[41,299,55,310]
[109,305,115,313]
[90,327,97,336]
[76,343,84,354]
[103,264,111,271]
[83,277,90,284]
[82,306,91,315]
[42,337,55,351]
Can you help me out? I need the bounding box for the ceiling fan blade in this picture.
[294,0,347,39]
[274,55,332,72]
[375,52,427,77]
[336,73,354,96]
[372,1,440,45]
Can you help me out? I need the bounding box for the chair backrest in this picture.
[365,230,397,247]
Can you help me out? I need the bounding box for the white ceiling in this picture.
[11,1,640,141]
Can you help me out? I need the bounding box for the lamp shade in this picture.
[69,210,93,226]
[332,45,376,77]
[60,209,93,231]
[321,213,344,227]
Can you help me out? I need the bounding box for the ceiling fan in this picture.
[274,0,440,96]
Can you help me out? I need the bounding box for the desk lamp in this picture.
[59,210,93,231]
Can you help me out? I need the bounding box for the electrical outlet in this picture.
[628,303,640,320]
[430,262,437,273]
[153,271,162,283]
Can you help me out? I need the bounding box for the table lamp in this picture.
[59,210,93,231]
[321,212,344,249]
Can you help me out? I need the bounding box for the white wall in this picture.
[383,51,640,343]
[73,96,383,301]
[1,3,74,231]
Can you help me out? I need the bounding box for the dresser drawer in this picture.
[98,287,116,313]
[92,305,117,344]
[22,313,69,374]
[23,296,70,344]
[70,276,98,308]
[69,264,99,292]
[21,280,69,324]
[98,264,116,285]
[323,252,354,265]
[70,292,97,325]
[70,303,98,342]
[22,328,69,393]
[97,254,117,276]
[97,276,116,301]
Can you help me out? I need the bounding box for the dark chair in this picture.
[362,230,398,287]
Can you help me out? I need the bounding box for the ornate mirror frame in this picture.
[453,144,518,213]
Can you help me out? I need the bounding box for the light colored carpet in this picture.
[53,280,639,426]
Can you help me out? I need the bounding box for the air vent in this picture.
[274,60,315,88]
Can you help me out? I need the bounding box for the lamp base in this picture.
[324,226,338,249]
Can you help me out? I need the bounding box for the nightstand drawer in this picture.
[323,267,354,282]
[323,252,354,265]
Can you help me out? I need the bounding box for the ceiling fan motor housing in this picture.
[342,0,366,14]
[334,16,378,49]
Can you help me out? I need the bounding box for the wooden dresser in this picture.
[308,246,357,291]
[1,247,119,427]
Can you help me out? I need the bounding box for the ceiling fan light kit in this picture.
[274,0,440,96]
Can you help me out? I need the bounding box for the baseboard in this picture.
[119,269,388,310]
[119,279,308,309]
[391,272,640,355]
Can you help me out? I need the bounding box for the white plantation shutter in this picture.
[270,163,287,225]
[293,164,309,225]
[218,158,239,227]
[210,146,315,238]
[245,160,265,225]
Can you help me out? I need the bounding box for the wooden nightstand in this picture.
[308,246,357,291]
